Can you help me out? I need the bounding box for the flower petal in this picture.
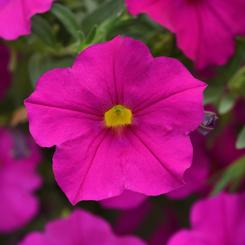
[101,190,146,210]
[168,230,208,245]
[0,0,53,40]
[126,0,244,68]
[0,186,39,232]
[125,57,206,134]
[53,129,125,204]
[20,209,146,245]
[73,36,153,105]
[53,126,192,203]
[25,68,104,147]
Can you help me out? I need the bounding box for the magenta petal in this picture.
[25,68,104,147]
[126,0,245,68]
[53,126,193,203]
[0,0,54,40]
[168,193,245,245]
[53,130,125,204]
[72,36,153,105]
[0,128,41,233]
[168,230,207,245]
[0,187,39,233]
[20,209,146,245]
[126,57,206,134]
[125,129,192,194]
[101,190,146,210]
[191,193,245,243]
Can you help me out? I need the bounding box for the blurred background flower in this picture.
[0,128,41,233]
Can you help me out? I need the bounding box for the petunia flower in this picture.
[0,0,54,40]
[168,192,245,245]
[19,209,146,245]
[0,44,10,99]
[126,0,245,69]
[0,128,41,233]
[25,36,206,204]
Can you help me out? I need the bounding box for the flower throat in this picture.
[104,105,132,128]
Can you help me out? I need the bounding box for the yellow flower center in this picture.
[104,105,133,128]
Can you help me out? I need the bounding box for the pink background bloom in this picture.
[0,0,54,40]
[0,128,41,233]
[25,36,206,204]
[168,192,245,245]
[0,44,10,99]
[126,0,245,69]
[19,209,146,245]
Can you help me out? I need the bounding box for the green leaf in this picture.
[204,86,223,105]
[81,0,124,34]
[228,66,245,96]
[218,94,236,115]
[52,3,80,40]
[236,126,245,149]
[211,156,245,195]
[28,54,73,87]
[32,15,56,46]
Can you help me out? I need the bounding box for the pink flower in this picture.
[168,132,210,199]
[0,128,41,233]
[0,44,10,99]
[126,0,245,69]
[168,192,245,245]
[25,36,206,204]
[19,209,146,245]
[0,0,53,40]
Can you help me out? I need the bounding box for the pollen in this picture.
[104,104,133,128]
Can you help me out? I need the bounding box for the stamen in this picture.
[104,105,132,128]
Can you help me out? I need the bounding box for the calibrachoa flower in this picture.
[0,0,54,40]
[168,192,245,245]
[126,0,245,69]
[0,128,41,233]
[0,44,10,99]
[19,209,146,245]
[25,36,206,204]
